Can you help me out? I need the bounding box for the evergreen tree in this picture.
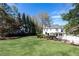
[62,3,79,34]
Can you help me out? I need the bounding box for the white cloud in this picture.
[7,3,16,6]
[51,15,61,19]
[51,10,68,16]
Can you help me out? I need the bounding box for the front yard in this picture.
[0,36,79,56]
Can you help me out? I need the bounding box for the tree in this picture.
[0,3,13,17]
[38,12,51,27]
[0,6,14,37]
[32,16,42,34]
[0,3,50,37]
[29,16,36,35]
[0,3,20,37]
[11,4,18,21]
[17,13,23,26]
[21,13,28,34]
[62,3,79,35]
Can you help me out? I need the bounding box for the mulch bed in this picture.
[0,37,18,40]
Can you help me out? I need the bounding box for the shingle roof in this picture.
[43,25,63,29]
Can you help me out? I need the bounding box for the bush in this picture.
[0,36,18,40]
[0,37,6,40]
[37,34,44,38]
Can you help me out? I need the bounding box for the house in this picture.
[43,25,65,37]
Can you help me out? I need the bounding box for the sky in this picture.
[8,3,73,26]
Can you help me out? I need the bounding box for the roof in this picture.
[43,25,63,29]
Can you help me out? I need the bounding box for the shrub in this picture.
[37,34,44,38]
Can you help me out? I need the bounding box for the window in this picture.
[56,33,58,36]
[61,29,63,32]
[59,33,62,36]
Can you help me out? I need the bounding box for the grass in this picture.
[0,36,79,56]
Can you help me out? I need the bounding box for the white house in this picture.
[43,25,65,37]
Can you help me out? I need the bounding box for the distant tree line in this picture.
[0,3,51,37]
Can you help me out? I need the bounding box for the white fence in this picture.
[62,35,79,45]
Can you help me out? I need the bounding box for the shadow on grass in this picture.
[0,33,36,40]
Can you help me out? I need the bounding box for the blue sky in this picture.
[9,3,73,25]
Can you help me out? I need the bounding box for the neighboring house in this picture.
[43,25,65,37]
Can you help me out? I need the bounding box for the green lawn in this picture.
[0,36,79,56]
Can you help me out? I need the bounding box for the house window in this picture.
[45,32,49,35]
[59,33,62,36]
[61,29,63,32]
[56,33,58,36]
